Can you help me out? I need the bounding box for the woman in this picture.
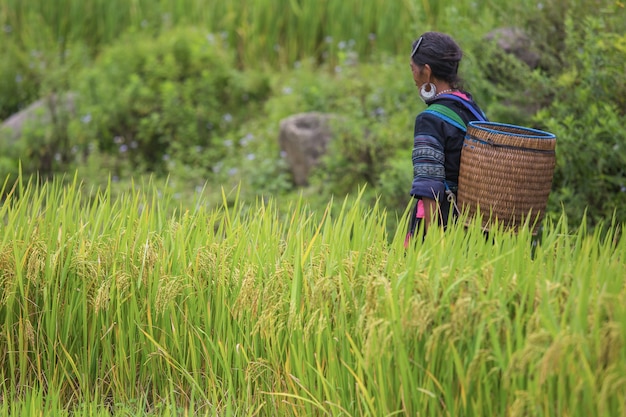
[405,31,487,243]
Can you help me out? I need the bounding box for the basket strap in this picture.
[424,104,467,132]
[437,93,489,122]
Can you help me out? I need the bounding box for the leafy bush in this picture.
[70,27,272,176]
[512,0,625,73]
[534,18,626,227]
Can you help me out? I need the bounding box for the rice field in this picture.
[0,174,624,416]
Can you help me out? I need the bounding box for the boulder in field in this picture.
[1,93,77,141]
[484,27,540,69]
[278,112,335,186]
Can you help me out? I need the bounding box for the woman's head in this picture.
[410,32,463,87]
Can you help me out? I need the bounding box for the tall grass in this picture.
[0,174,624,416]
[0,0,531,68]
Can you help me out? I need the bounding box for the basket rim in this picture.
[468,121,556,140]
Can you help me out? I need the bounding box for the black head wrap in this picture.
[411,32,462,82]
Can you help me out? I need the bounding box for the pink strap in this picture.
[416,200,425,218]
[449,91,470,101]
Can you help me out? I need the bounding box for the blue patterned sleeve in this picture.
[410,133,445,199]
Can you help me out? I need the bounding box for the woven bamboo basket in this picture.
[457,121,556,233]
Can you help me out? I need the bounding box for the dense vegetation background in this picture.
[1,0,625,227]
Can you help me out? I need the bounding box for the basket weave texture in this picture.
[457,121,556,233]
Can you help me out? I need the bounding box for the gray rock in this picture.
[484,27,540,69]
[1,93,77,141]
[279,112,334,186]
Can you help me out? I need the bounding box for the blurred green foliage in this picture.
[0,0,624,230]
[0,42,38,121]
[70,27,271,176]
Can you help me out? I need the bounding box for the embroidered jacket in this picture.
[410,91,486,202]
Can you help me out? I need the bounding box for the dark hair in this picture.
[411,32,463,87]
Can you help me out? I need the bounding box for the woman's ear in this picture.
[421,64,433,82]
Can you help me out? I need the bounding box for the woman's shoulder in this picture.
[414,107,458,141]
[414,109,444,128]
